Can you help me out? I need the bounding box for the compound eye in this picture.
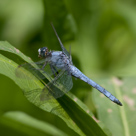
[38,47,48,58]
[38,48,41,54]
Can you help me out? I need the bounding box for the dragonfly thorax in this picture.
[38,47,49,58]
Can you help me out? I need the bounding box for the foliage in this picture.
[0,0,136,136]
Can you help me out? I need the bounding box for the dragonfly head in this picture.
[38,47,49,58]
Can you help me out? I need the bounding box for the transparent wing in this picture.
[16,59,73,101]
[15,59,58,81]
[51,23,72,62]
[40,69,73,101]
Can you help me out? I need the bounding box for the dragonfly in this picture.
[17,23,122,106]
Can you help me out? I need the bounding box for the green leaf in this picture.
[0,41,108,136]
[93,77,136,136]
[43,0,76,49]
[0,0,44,46]
[0,111,68,136]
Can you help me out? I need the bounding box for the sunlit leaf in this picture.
[0,42,108,136]
[0,111,68,136]
[93,77,136,136]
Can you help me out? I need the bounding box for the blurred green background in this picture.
[0,0,136,136]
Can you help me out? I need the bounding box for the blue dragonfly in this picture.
[17,23,122,106]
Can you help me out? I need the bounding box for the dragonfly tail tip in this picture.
[116,100,123,106]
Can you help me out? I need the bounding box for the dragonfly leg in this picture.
[34,62,47,71]
[41,62,47,70]
[53,67,59,75]
[50,64,59,78]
